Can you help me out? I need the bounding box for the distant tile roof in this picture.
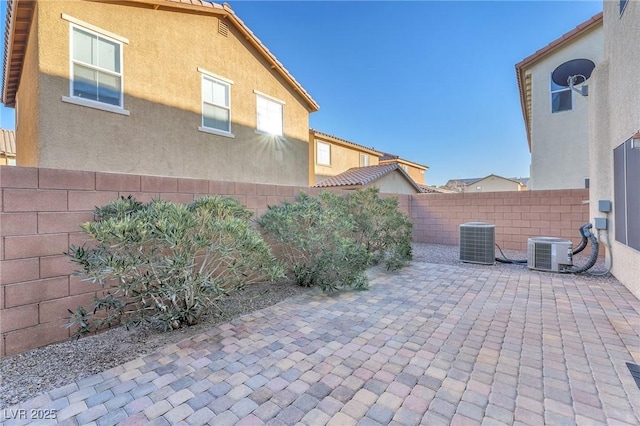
[310,129,382,156]
[2,0,319,111]
[418,184,452,194]
[314,163,423,193]
[446,177,482,186]
[0,128,15,156]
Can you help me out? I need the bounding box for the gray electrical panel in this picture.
[598,200,612,213]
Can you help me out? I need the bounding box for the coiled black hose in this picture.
[562,223,599,274]
[572,223,590,255]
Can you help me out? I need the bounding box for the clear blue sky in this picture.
[0,1,603,186]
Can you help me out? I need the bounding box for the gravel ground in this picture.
[0,242,615,409]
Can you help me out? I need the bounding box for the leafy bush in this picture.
[66,196,283,337]
[257,192,371,292]
[338,187,413,270]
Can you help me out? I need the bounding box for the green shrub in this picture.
[257,192,370,292]
[340,187,413,270]
[66,196,284,337]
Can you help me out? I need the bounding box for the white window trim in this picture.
[61,14,130,44]
[253,90,286,105]
[550,73,572,114]
[62,96,130,115]
[360,153,369,167]
[65,19,128,113]
[199,72,234,137]
[198,67,234,85]
[198,126,235,138]
[316,141,331,166]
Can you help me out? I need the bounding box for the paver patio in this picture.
[3,262,640,425]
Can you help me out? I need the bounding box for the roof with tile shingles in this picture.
[314,163,423,193]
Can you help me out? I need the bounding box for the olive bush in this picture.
[338,187,413,270]
[257,192,371,291]
[66,196,284,337]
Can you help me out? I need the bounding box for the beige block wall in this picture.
[588,0,640,299]
[528,26,603,190]
[29,1,311,186]
[15,4,40,166]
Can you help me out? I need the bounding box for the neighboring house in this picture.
[309,129,382,186]
[379,153,429,185]
[1,0,318,186]
[588,0,639,297]
[445,175,528,192]
[0,129,16,165]
[516,13,603,190]
[313,163,424,195]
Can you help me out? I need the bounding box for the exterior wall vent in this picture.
[459,222,495,265]
[527,237,573,272]
[218,20,229,37]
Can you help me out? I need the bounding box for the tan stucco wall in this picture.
[588,0,640,298]
[15,4,40,166]
[369,171,418,195]
[405,164,426,185]
[31,1,311,185]
[464,176,521,192]
[312,138,379,185]
[528,26,603,190]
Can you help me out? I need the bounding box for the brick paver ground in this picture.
[3,262,640,425]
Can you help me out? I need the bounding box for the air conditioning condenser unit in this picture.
[527,237,573,272]
[459,222,495,265]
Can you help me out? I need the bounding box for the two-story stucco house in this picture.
[588,0,639,298]
[1,0,319,186]
[309,129,383,186]
[516,13,603,190]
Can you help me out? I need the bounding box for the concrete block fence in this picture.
[411,189,591,250]
[0,166,588,357]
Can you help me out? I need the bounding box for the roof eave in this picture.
[220,3,319,112]
[310,129,382,156]
[379,158,429,171]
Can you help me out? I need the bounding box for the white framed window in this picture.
[199,71,233,137]
[476,186,482,191]
[61,15,129,115]
[400,164,409,173]
[317,141,331,166]
[255,91,284,136]
[7,158,16,166]
[551,75,572,113]
[67,22,125,110]
[360,153,370,167]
